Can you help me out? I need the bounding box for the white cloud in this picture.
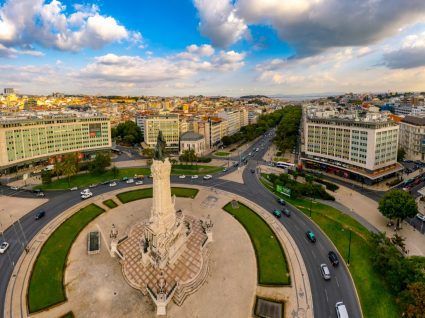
[384,32,425,69]
[0,0,137,54]
[193,0,249,48]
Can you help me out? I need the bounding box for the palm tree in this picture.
[62,153,78,187]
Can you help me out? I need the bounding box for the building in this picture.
[180,131,206,156]
[0,115,111,172]
[3,88,14,96]
[217,108,247,136]
[399,115,425,161]
[196,118,222,150]
[302,106,402,184]
[135,114,146,136]
[143,114,179,150]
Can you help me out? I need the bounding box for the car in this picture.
[0,241,9,254]
[277,198,286,205]
[126,178,134,184]
[109,182,117,187]
[320,264,331,280]
[10,186,19,190]
[36,191,45,197]
[179,175,186,179]
[191,175,199,179]
[203,175,212,180]
[272,209,282,218]
[101,180,110,185]
[255,148,259,152]
[70,186,78,191]
[223,168,228,172]
[250,169,255,173]
[416,213,425,222]
[35,211,46,220]
[328,251,339,266]
[81,192,93,200]
[335,301,349,318]
[135,180,144,185]
[148,175,153,178]
[80,188,90,195]
[122,176,129,181]
[282,208,291,217]
[89,183,98,188]
[306,231,316,243]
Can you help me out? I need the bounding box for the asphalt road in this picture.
[0,131,361,318]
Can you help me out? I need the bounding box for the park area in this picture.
[260,176,399,318]
[223,201,290,285]
[27,204,105,313]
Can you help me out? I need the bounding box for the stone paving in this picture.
[0,196,47,231]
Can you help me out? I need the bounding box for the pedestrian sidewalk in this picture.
[331,184,425,256]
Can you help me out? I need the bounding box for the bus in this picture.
[275,162,296,169]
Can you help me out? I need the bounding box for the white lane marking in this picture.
[325,288,329,303]
[336,276,340,288]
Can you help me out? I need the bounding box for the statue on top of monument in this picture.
[154,131,167,161]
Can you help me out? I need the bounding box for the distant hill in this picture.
[239,95,269,99]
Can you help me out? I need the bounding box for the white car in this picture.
[109,182,117,187]
[81,192,93,200]
[80,189,90,195]
[70,186,78,191]
[135,180,144,185]
[320,264,331,280]
[191,175,199,179]
[10,186,19,190]
[416,213,425,222]
[203,175,212,180]
[179,175,186,179]
[126,178,134,184]
[0,241,10,254]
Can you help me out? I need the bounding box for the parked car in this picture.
[416,213,425,222]
[10,186,19,190]
[179,175,186,179]
[191,175,199,179]
[0,241,10,254]
[69,186,78,191]
[328,251,339,266]
[282,208,291,217]
[223,168,228,172]
[89,183,98,188]
[272,209,282,218]
[306,231,316,243]
[35,211,46,220]
[81,192,93,200]
[122,177,129,181]
[36,191,45,197]
[135,180,144,185]
[126,178,134,184]
[203,175,212,180]
[109,182,117,187]
[320,264,331,280]
[277,198,286,205]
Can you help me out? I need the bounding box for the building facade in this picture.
[302,108,401,184]
[399,116,425,161]
[180,131,206,156]
[0,116,111,170]
[144,114,180,150]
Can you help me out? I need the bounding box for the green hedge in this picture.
[117,187,199,203]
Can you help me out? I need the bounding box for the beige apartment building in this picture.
[217,108,247,136]
[0,116,111,171]
[302,109,401,184]
[399,115,425,161]
[143,114,180,150]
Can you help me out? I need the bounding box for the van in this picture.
[335,302,349,318]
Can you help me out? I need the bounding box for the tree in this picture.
[400,282,425,318]
[378,190,418,229]
[142,148,154,159]
[113,121,143,145]
[89,152,111,174]
[398,148,406,162]
[41,170,52,184]
[61,153,78,187]
[111,165,119,179]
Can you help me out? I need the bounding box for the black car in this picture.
[328,251,339,266]
[35,211,46,220]
[277,198,286,205]
[282,208,291,217]
[250,169,255,173]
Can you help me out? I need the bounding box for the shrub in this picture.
[196,157,212,163]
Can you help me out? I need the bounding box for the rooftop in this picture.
[180,131,204,141]
[401,115,425,126]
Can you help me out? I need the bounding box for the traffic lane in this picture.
[244,170,362,318]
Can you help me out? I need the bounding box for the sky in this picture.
[0,0,425,97]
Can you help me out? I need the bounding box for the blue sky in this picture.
[0,0,425,96]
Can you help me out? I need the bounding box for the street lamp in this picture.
[347,229,352,266]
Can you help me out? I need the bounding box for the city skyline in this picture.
[1,0,425,96]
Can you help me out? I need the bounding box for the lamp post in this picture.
[347,229,352,266]
[309,196,312,218]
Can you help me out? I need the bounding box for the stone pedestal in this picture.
[110,239,118,258]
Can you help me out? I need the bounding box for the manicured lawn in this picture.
[28,204,105,313]
[171,164,223,175]
[37,167,151,190]
[117,187,199,203]
[223,202,290,285]
[260,175,399,318]
[214,151,230,157]
[103,199,118,209]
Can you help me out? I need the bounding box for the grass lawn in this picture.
[260,175,399,318]
[223,202,290,285]
[28,204,105,313]
[117,187,199,203]
[171,164,223,175]
[103,199,118,209]
[37,167,151,190]
[214,151,230,157]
